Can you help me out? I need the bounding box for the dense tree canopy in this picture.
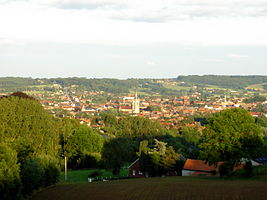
[200,108,264,169]
[138,139,182,176]
[0,93,61,198]
[177,75,267,89]
[0,95,59,158]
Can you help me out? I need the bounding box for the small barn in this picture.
[128,159,147,178]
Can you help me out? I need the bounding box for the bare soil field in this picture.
[30,177,267,200]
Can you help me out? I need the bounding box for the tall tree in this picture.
[199,108,263,170]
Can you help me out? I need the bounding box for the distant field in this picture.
[30,177,267,200]
[246,83,267,90]
[162,82,192,91]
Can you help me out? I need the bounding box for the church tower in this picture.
[132,91,140,114]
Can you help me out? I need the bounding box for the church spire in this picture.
[133,90,140,114]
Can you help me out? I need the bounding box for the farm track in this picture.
[30,177,267,200]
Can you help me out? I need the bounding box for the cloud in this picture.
[227,54,248,59]
[146,61,156,66]
[201,58,224,63]
[0,38,24,45]
[1,0,267,46]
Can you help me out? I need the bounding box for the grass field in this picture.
[162,83,192,91]
[30,177,267,200]
[59,169,129,183]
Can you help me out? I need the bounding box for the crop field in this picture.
[30,177,267,200]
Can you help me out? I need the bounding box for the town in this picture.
[11,78,265,132]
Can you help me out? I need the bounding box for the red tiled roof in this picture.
[183,159,220,172]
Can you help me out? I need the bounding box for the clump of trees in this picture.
[177,75,267,89]
[138,139,184,176]
[200,108,264,174]
[63,124,103,169]
[243,95,266,103]
[0,93,61,199]
[0,93,105,199]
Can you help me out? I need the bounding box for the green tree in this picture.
[65,125,103,169]
[138,139,181,176]
[199,108,263,171]
[20,159,45,196]
[0,143,21,200]
[102,138,138,175]
[0,93,61,198]
[161,146,180,171]
[0,95,59,159]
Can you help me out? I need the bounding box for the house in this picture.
[182,159,251,176]
[182,159,221,176]
[128,159,146,178]
[128,158,182,178]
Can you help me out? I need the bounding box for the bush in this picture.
[0,180,22,200]
[43,163,60,186]
[244,161,253,177]
[20,159,45,196]
[219,163,231,177]
[88,170,103,178]
[253,165,267,175]
[0,143,22,200]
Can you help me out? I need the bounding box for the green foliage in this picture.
[243,96,266,103]
[146,105,161,112]
[102,138,138,175]
[157,135,200,159]
[0,94,61,199]
[137,140,149,156]
[161,146,180,170]
[116,116,168,137]
[200,108,264,170]
[177,75,267,89]
[48,78,139,93]
[0,143,20,182]
[88,170,103,178]
[20,159,45,196]
[243,161,253,177]
[138,139,181,176]
[255,117,267,127]
[219,163,232,177]
[0,96,59,158]
[179,126,201,144]
[0,143,22,200]
[253,165,267,175]
[64,125,103,169]
[0,77,38,92]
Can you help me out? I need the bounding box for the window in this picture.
[132,170,136,176]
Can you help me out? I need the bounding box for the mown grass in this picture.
[30,176,267,200]
[59,168,129,183]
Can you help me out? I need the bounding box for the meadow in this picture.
[59,169,129,183]
[30,176,267,200]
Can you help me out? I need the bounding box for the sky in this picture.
[0,0,267,79]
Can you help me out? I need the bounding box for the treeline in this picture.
[0,77,38,91]
[0,93,103,199]
[46,78,140,93]
[177,75,267,89]
[1,92,267,199]
[91,112,201,175]
[243,95,266,103]
[0,92,202,199]
[0,93,60,199]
